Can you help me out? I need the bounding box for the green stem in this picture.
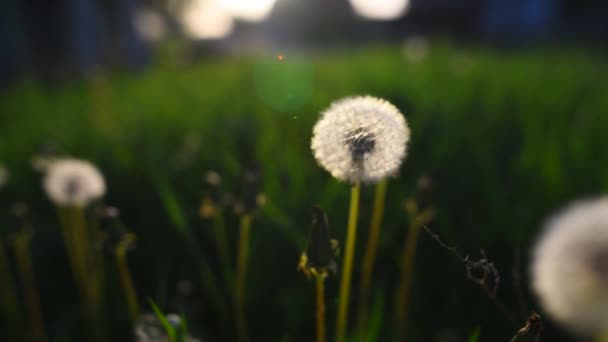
[235,214,252,342]
[59,206,103,342]
[336,182,361,342]
[0,239,24,340]
[316,275,326,342]
[12,232,46,342]
[356,180,388,338]
[395,213,422,342]
[214,211,232,284]
[115,242,139,322]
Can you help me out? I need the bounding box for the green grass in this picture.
[1,43,607,341]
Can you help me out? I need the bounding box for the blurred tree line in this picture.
[1,0,608,85]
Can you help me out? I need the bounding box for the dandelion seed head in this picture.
[311,96,410,183]
[531,197,608,336]
[43,158,106,207]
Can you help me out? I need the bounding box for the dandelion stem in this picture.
[235,214,252,342]
[395,209,422,342]
[115,240,139,322]
[59,206,103,342]
[356,179,388,338]
[0,238,24,340]
[12,231,46,342]
[316,274,326,342]
[337,182,361,342]
[214,211,232,283]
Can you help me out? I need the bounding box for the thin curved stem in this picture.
[115,243,139,322]
[316,275,326,342]
[395,214,422,342]
[356,180,388,338]
[12,233,46,342]
[235,214,252,342]
[214,211,232,284]
[0,241,23,340]
[336,182,361,342]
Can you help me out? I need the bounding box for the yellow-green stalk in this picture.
[115,233,139,322]
[298,207,338,342]
[235,214,252,342]
[58,206,104,341]
[316,274,326,342]
[12,230,46,342]
[0,239,24,340]
[395,200,433,341]
[336,182,361,342]
[356,179,388,337]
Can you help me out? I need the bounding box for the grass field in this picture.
[1,43,608,341]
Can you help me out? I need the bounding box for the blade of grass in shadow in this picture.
[154,177,227,321]
[149,299,177,342]
[366,292,385,342]
[468,327,481,342]
[178,311,189,342]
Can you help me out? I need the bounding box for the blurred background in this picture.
[1,0,608,341]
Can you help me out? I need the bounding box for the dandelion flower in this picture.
[0,164,8,189]
[531,197,608,336]
[311,96,410,183]
[43,158,106,207]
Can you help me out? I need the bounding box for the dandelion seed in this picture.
[311,96,410,183]
[43,159,106,207]
[531,197,608,337]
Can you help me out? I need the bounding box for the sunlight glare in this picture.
[180,0,234,39]
[217,0,277,22]
[349,0,410,20]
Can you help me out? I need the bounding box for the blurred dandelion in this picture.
[531,197,608,339]
[43,159,106,207]
[42,158,106,340]
[311,96,409,184]
[298,207,339,342]
[0,164,8,189]
[312,95,408,342]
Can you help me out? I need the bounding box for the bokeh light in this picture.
[218,0,277,22]
[180,0,234,39]
[349,0,410,20]
[134,7,167,42]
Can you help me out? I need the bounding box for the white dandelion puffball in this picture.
[43,159,106,207]
[531,197,608,336]
[311,96,410,183]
